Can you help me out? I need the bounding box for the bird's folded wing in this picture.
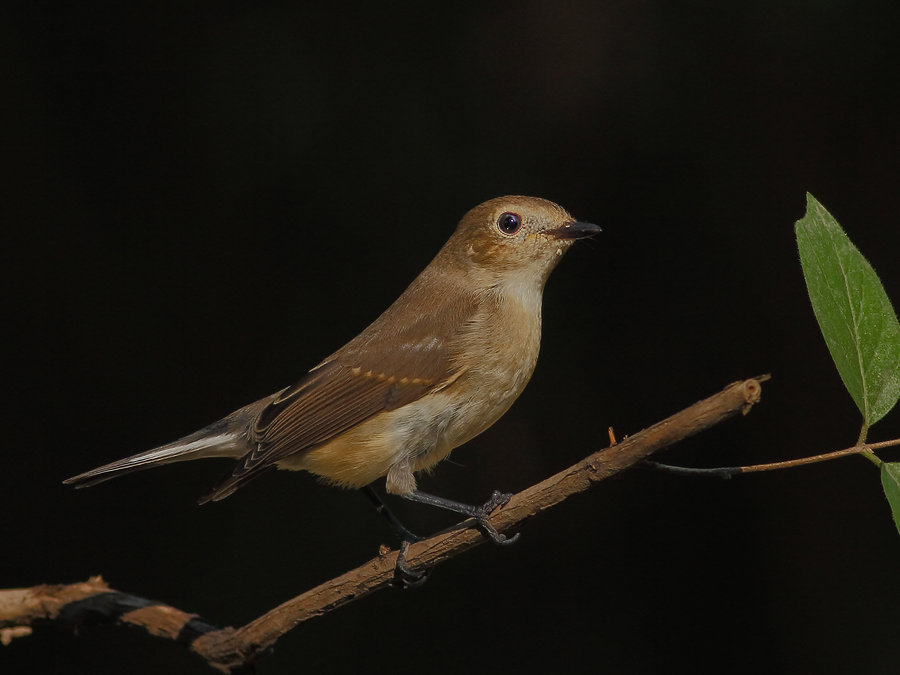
[200,300,476,502]
[257,358,441,462]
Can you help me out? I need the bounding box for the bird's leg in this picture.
[362,484,423,543]
[404,489,520,545]
[361,484,428,587]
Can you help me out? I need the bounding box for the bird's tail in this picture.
[63,415,251,489]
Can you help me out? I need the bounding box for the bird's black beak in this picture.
[549,221,602,240]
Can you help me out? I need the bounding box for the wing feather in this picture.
[200,285,477,502]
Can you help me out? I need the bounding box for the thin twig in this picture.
[1,377,765,673]
[646,437,900,478]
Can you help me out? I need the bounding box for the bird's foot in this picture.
[393,541,429,588]
[403,488,521,545]
[473,490,520,545]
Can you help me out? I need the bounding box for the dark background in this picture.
[5,2,900,673]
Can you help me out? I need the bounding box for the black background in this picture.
[5,2,900,674]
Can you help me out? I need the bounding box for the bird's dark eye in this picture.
[497,212,522,235]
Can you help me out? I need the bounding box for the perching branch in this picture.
[1,377,764,673]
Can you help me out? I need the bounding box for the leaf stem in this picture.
[855,423,883,466]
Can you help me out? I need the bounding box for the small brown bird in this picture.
[65,196,600,540]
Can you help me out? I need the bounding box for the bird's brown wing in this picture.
[200,291,476,502]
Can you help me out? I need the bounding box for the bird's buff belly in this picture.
[275,387,518,495]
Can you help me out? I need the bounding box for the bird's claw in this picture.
[393,541,429,588]
[475,490,520,545]
[482,490,513,512]
[474,517,520,545]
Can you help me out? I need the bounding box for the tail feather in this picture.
[63,418,246,489]
[197,464,275,505]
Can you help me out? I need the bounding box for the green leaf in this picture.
[880,462,900,536]
[795,193,900,426]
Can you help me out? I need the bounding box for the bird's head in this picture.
[443,195,600,285]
